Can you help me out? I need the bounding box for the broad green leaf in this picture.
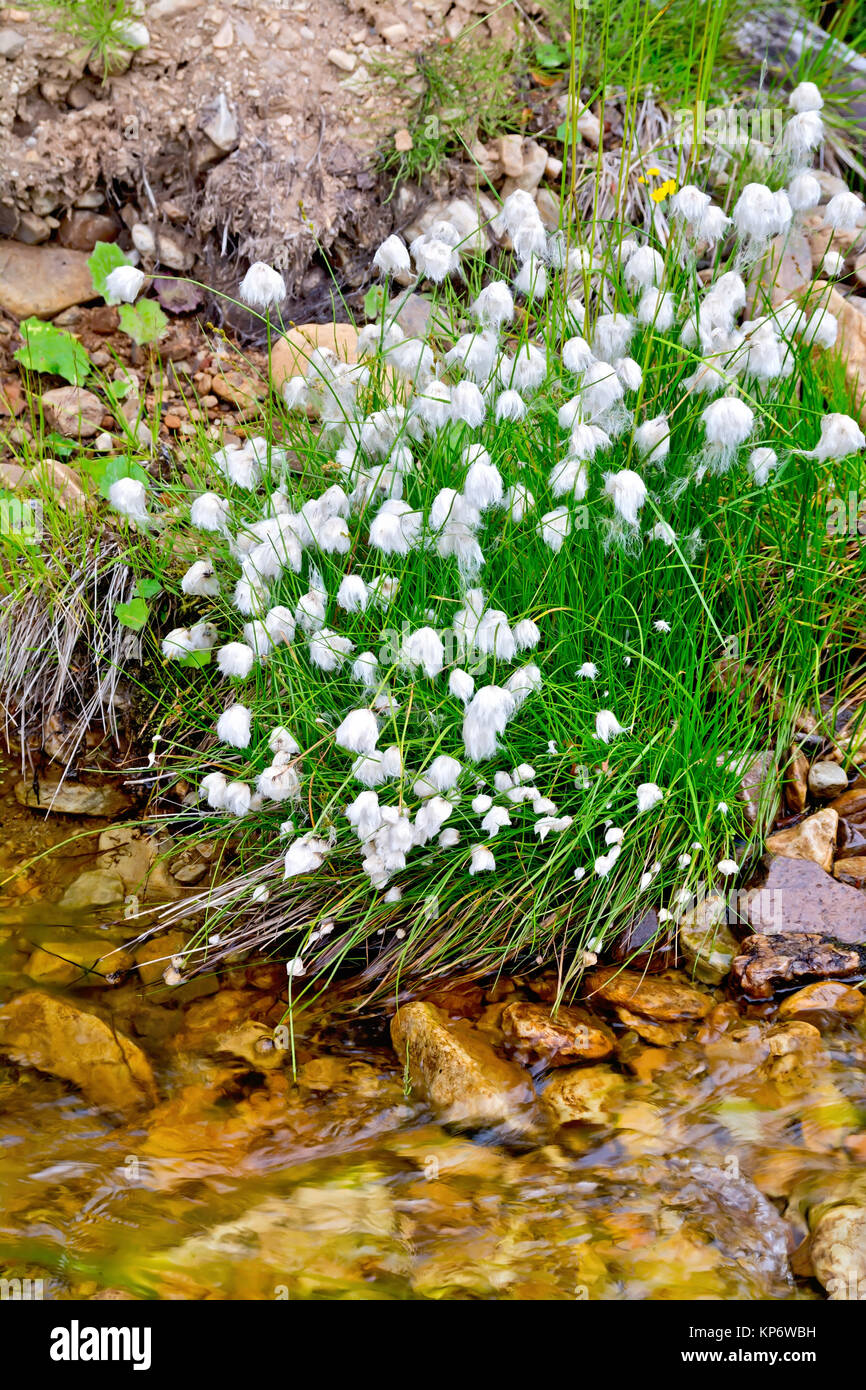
[14,319,92,385]
[88,241,131,298]
[114,596,149,630]
[134,578,162,599]
[364,285,386,320]
[118,299,168,347]
[179,648,212,668]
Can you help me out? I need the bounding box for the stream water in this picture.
[1,762,864,1302]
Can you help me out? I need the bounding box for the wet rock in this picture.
[96,825,156,890]
[296,1056,398,1099]
[809,760,849,799]
[25,937,133,987]
[542,1064,626,1125]
[778,980,864,1021]
[0,991,157,1115]
[766,807,838,872]
[168,844,211,885]
[0,240,96,319]
[59,869,126,911]
[270,322,358,389]
[143,859,184,902]
[785,751,809,815]
[612,906,674,966]
[829,781,866,819]
[585,967,714,1021]
[390,1001,533,1126]
[746,856,866,943]
[730,933,866,999]
[135,929,189,985]
[215,1020,284,1071]
[40,387,104,439]
[834,857,866,887]
[500,1000,614,1065]
[613,1006,690,1046]
[678,892,739,984]
[811,1205,866,1300]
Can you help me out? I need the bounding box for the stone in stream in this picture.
[612,1005,691,1046]
[541,1064,626,1125]
[811,1205,866,1300]
[24,937,133,987]
[585,967,714,1021]
[59,869,126,911]
[778,980,864,1022]
[500,999,615,1066]
[809,760,849,799]
[765,807,838,872]
[678,891,740,985]
[746,855,866,942]
[96,825,156,890]
[834,857,866,887]
[730,933,866,999]
[0,991,157,1115]
[390,1001,533,1126]
[14,778,132,817]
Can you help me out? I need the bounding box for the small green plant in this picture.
[87,241,132,298]
[18,0,148,80]
[118,300,168,348]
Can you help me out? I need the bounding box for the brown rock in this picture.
[270,323,358,389]
[613,1005,691,1045]
[778,980,864,1021]
[58,210,120,253]
[0,240,96,318]
[749,229,812,310]
[785,751,810,815]
[586,967,714,1021]
[500,999,614,1065]
[766,807,838,872]
[211,369,265,409]
[738,749,780,825]
[0,992,157,1115]
[96,825,156,890]
[811,1205,866,1300]
[746,855,866,943]
[730,933,866,999]
[390,1001,533,1125]
[14,778,132,817]
[829,782,866,819]
[804,285,866,424]
[542,1064,626,1125]
[25,938,133,987]
[834,857,866,887]
[41,386,104,439]
[136,929,190,985]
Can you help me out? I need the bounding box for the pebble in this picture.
[809,760,849,799]
[327,47,356,72]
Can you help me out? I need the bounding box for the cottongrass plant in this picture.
[22,79,866,1003]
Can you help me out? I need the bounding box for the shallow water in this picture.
[0,768,864,1301]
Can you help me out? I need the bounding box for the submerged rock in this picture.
[59,869,126,911]
[500,1000,614,1065]
[24,936,133,986]
[730,933,866,999]
[390,1001,533,1126]
[678,892,740,985]
[746,856,866,943]
[0,991,157,1115]
[585,967,714,1021]
[14,778,132,817]
[766,807,838,872]
[542,1064,626,1125]
[811,1204,866,1300]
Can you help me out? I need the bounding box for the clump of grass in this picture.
[17,0,148,80]
[372,26,528,190]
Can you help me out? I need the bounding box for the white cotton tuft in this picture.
[495,390,527,422]
[224,781,252,817]
[788,172,821,212]
[239,262,286,309]
[162,628,194,660]
[702,397,754,448]
[595,708,627,742]
[789,81,823,112]
[335,708,379,755]
[105,265,146,304]
[604,469,647,526]
[190,492,230,533]
[577,662,597,679]
[748,447,779,486]
[414,754,462,797]
[469,843,496,875]
[806,413,866,461]
[352,651,379,688]
[463,454,504,511]
[217,703,252,748]
[449,668,475,704]
[181,559,219,598]
[540,507,571,552]
[217,642,255,679]
[309,628,354,672]
[562,336,593,376]
[337,574,369,612]
[200,771,227,809]
[462,685,516,761]
[403,626,445,679]
[109,477,150,525]
[636,782,664,812]
[451,380,486,428]
[472,280,514,329]
[481,805,511,838]
[264,605,296,646]
[825,191,865,231]
[624,244,664,290]
[634,414,670,462]
[373,234,411,276]
[513,618,540,651]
